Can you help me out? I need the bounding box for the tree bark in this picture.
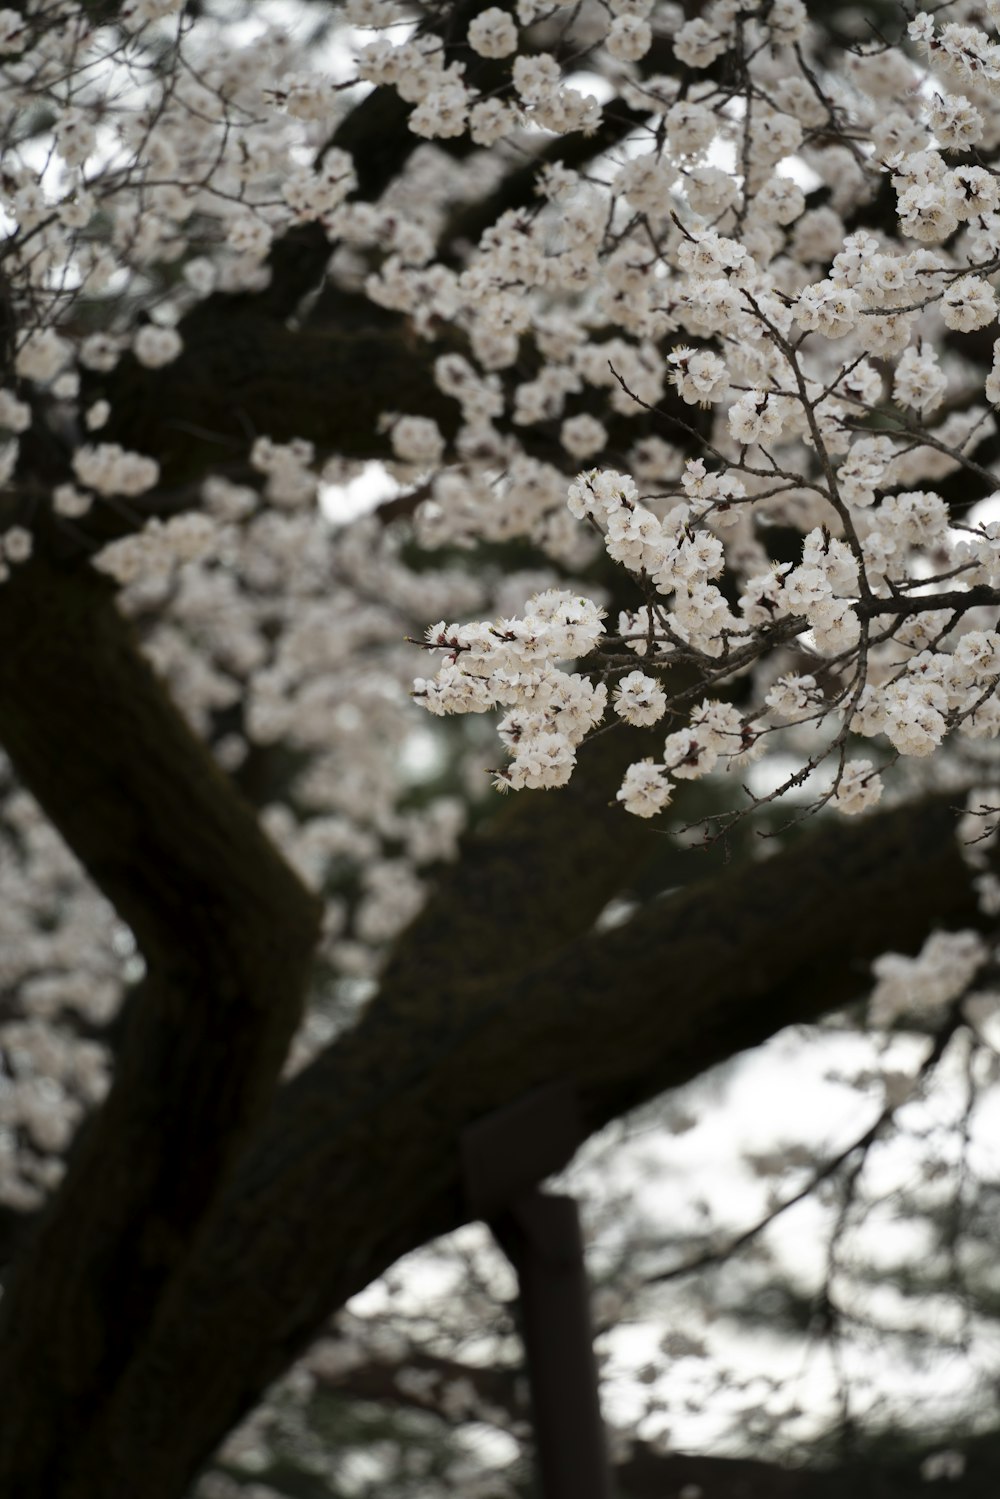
[46,791,983,1499]
[0,556,322,1493]
[0,559,987,1498]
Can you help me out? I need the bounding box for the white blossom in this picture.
[606,15,652,62]
[832,760,883,816]
[72,444,160,498]
[871,931,987,1027]
[133,325,183,369]
[15,329,71,383]
[617,759,672,816]
[941,275,997,332]
[613,671,667,726]
[467,8,517,58]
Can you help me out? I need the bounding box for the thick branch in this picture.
[100,311,460,487]
[0,556,322,1492]
[377,727,663,998]
[78,791,983,1498]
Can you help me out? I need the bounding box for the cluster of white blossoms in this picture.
[132,324,183,370]
[249,437,319,510]
[415,437,1000,813]
[0,477,503,1205]
[4,0,1000,1026]
[383,0,1000,825]
[94,513,217,584]
[71,443,160,499]
[614,696,761,818]
[0,0,375,526]
[3,0,1000,851]
[870,930,989,1027]
[0,775,121,1210]
[4,0,1000,1478]
[415,590,606,790]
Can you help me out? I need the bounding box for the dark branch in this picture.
[77,790,984,1498]
[0,556,322,1493]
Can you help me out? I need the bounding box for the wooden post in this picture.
[462,1084,612,1499]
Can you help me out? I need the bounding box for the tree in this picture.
[2,0,1000,1494]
